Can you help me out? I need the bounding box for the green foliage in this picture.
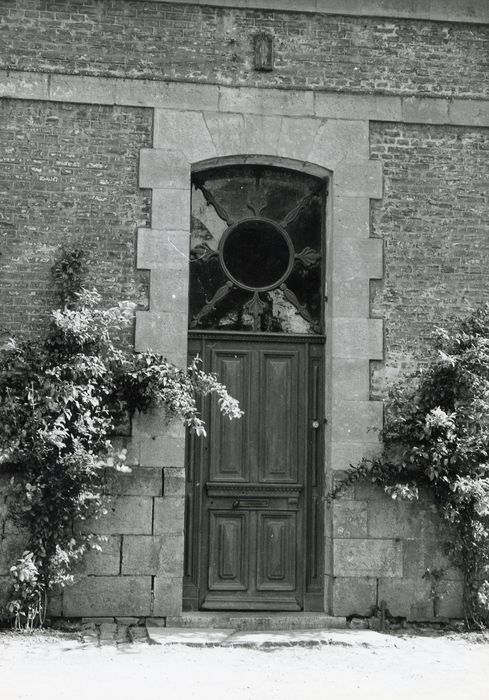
[0,251,242,628]
[51,248,88,307]
[332,305,489,627]
[7,552,46,630]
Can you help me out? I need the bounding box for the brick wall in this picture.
[0,1,487,99]
[0,99,151,338]
[370,123,489,394]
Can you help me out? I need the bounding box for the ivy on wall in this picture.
[0,249,242,629]
[333,306,489,628]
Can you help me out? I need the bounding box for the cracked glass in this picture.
[189,164,326,334]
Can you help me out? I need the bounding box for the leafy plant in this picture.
[51,247,89,307]
[0,249,242,628]
[7,552,46,630]
[422,567,447,617]
[332,305,489,627]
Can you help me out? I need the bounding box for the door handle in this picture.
[312,420,320,429]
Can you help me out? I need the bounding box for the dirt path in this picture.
[0,630,488,700]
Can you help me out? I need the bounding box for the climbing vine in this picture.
[332,305,489,628]
[0,249,242,629]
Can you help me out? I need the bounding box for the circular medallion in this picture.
[219,218,294,291]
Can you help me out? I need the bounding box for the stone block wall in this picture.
[63,456,186,617]
[0,460,187,619]
[331,481,464,619]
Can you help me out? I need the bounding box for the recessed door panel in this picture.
[208,512,248,591]
[259,351,300,483]
[209,350,251,482]
[256,513,296,591]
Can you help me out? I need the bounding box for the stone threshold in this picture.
[52,615,465,647]
[165,612,346,631]
[146,627,396,649]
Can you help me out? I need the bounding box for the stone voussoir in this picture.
[203,112,247,157]
[153,109,216,162]
[277,116,322,163]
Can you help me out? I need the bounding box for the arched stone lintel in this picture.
[152,109,375,176]
[192,153,332,182]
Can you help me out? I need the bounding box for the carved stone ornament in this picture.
[253,32,274,72]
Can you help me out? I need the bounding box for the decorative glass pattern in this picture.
[189,165,326,334]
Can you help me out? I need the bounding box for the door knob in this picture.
[312,420,320,429]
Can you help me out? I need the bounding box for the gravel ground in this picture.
[0,629,488,700]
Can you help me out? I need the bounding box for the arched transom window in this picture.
[189,164,326,334]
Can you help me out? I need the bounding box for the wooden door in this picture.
[184,334,324,611]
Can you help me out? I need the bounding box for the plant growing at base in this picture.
[331,305,489,628]
[0,249,242,629]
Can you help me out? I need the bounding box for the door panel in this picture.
[208,512,248,590]
[260,351,300,483]
[209,350,251,482]
[256,513,296,591]
[184,335,324,611]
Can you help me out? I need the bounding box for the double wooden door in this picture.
[184,334,324,611]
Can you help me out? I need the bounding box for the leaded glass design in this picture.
[189,164,326,334]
